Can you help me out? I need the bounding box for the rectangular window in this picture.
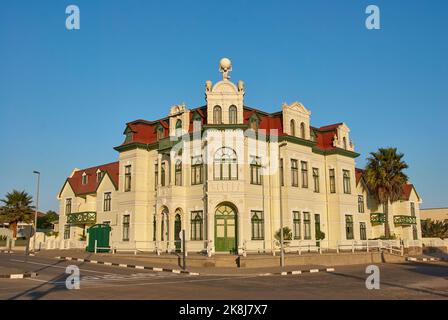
[301,161,308,188]
[190,211,204,241]
[343,170,351,194]
[360,222,367,240]
[293,211,301,239]
[329,169,336,193]
[82,174,88,185]
[191,156,203,185]
[103,192,111,212]
[251,211,264,240]
[154,162,158,189]
[96,171,103,182]
[303,212,311,240]
[314,214,321,238]
[250,156,262,185]
[280,158,284,186]
[175,161,182,186]
[65,198,72,214]
[124,165,132,192]
[313,168,319,193]
[161,162,166,186]
[291,159,298,187]
[64,225,70,240]
[345,215,354,240]
[358,195,365,213]
[410,202,415,217]
[122,215,130,241]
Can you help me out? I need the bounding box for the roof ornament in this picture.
[219,57,232,80]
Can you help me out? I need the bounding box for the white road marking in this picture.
[10,259,116,275]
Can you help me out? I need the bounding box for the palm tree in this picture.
[364,148,408,239]
[0,190,34,238]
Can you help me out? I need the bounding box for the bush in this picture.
[274,227,293,243]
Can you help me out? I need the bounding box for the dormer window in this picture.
[96,170,103,183]
[82,172,88,185]
[157,126,164,141]
[125,128,134,143]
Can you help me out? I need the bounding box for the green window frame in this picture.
[122,215,130,241]
[65,198,72,215]
[250,156,262,185]
[64,225,70,240]
[190,211,204,241]
[175,160,182,186]
[343,170,351,194]
[191,156,203,185]
[251,211,264,240]
[303,212,311,240]
[345,215,354,240]
[103,192,111,212]
[358,195,365,213]
[124,165,132,192]
[291,159,298,187]
[314,214,321,237]
[293,211,301,239]
[301,161,308,188]
[313,168,319,193]
[329,169,336,193]
[213,147,238,181]
[360,222,367,240]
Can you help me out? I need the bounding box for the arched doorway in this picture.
[174,213,182,252]
[215,204,237,253]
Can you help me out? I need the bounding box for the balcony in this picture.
[370,213,385,224]
[67,212,97,225]
[393,215,417,226]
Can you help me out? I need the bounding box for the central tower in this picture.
[205,58,245,125]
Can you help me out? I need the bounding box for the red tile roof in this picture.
[117,105,344,151]
[64,162,119,196]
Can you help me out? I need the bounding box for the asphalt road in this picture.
[0,252,447,300]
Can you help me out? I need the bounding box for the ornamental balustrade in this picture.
[67,211,97,225]
[393,215,417,226]
[370,212,385,224]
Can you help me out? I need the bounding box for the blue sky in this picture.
[0,0,447,211]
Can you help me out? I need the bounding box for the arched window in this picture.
[229,105,237,124]
[300,122,306,139]
[175,119,182,137]
[175,160,182,186]
[157,126,164,140]
[214,147,238,180]
[161,162,167,186]
[213,106,222,124]
[290,119,296,136]
[343,137,347,150]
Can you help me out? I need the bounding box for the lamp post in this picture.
[33,171,40,252]
[278,142,287,268]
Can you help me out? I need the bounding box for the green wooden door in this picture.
[174,214,181,252]
[215,205,237,253]
[87,224,111,252]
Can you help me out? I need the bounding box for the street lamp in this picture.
[278,142,287,268]
[33,171,40,252]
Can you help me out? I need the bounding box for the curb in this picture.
[0,272,38,279]
[406,257,444,262]
[258,268,335,276]
[55,256,200,276]
[0,250,14,254]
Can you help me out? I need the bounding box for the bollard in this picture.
[94,240,98,254]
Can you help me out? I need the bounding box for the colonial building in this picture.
[57,58,422,254]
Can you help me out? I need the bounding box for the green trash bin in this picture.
[87,224,111,253]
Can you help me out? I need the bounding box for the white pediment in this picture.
[282,102,311,116]
[211,80,238,94]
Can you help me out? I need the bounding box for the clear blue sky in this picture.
[1,0,447,212]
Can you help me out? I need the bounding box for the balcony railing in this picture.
[67,212,97,225]
[370,213,385,224]
[393,215,417,226]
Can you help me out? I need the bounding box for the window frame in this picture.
[190,211,204,241]
[251,210,264,240]
[103,192,112,212]
[250,156,262,185]
[358,195,365,213]
[345,215,354,240]
[329,169,336,193]
[293,211,301,240]
[303,212,311,240]
[301,161,308,188]
[65,198,72,215]
[213,105,222,124]
[122,214,130,241]
[175,160,182,186]
[312,168,320,193]
[229,105,237,124]
[191,156,204,185]
[213,147,238,181]
[124,165,132,192]
[343,170,351,194]
[360,222,367,240]
[291,159,298,187]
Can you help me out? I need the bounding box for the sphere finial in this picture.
[219,57,232,80]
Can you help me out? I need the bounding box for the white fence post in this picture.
[94,240,97,254]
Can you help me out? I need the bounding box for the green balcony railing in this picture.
[370,213,385,224]
[67,212,97,225]
[393,215,417,226]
